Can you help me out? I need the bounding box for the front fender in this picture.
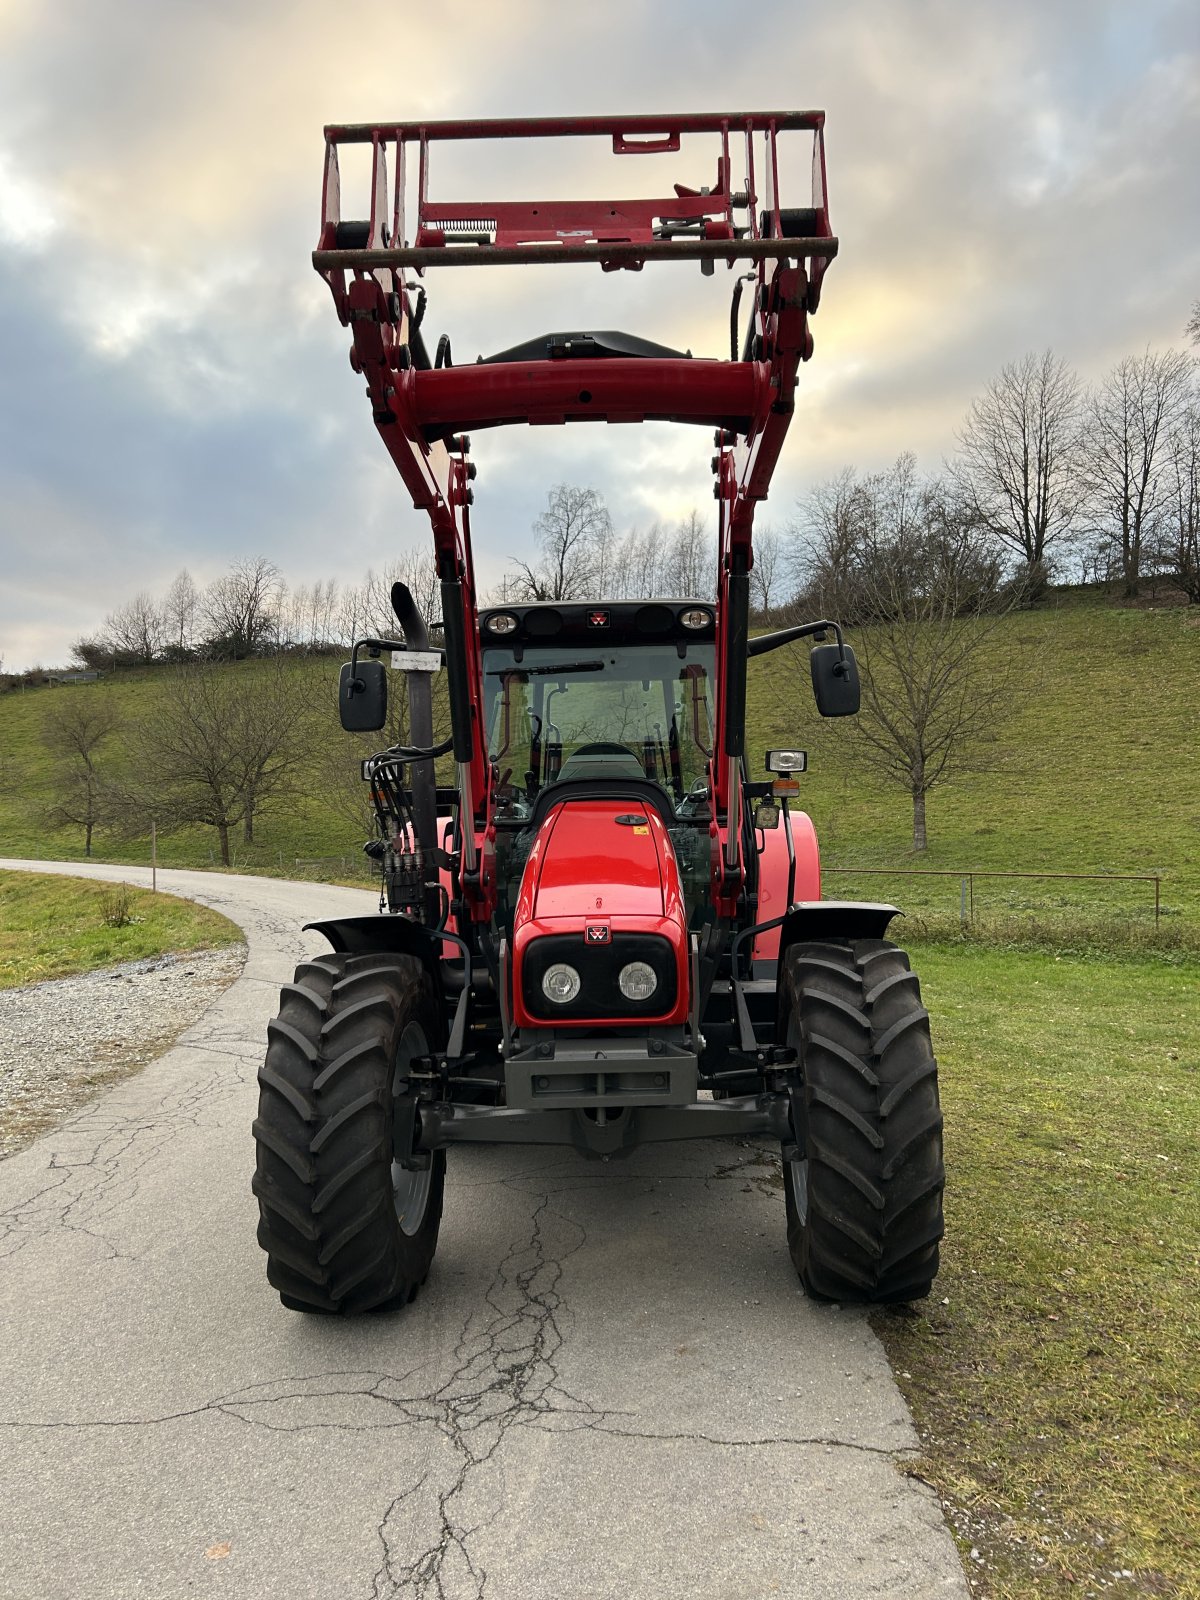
[305,914,439,966]
[777,901,901,960]
[753,808,821,960]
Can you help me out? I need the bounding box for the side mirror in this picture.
[810,643,860,718]
[339,659,388,731]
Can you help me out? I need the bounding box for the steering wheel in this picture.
[572,741,637,756]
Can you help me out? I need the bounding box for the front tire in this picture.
[780,938,944,1303]
[252,952,445,1314]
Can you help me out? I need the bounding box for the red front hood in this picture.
[509,795,690,1030]
[522,798,669,920]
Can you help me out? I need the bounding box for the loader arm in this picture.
[314,113,836,923]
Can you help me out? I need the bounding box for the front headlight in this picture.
[542,963,582,1005]
[618,961,658,1002]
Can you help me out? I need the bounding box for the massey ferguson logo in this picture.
[585,924,611,944]
[587,609,610,628]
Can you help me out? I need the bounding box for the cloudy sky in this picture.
[1,0,1196,670]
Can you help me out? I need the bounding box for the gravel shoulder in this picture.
[0,944,246,1158]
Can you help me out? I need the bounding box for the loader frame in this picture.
[314,113,838,933]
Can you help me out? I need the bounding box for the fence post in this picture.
[1155,877,1160,928]
[959,877,967,925]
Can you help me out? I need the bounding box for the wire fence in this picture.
[822,867,1163,926]
[292,854,375,881]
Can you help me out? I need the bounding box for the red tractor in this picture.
[253,114,944,1314]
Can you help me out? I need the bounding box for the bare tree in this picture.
[662,510,712,598]
[1160,397,1200,603]
[382,549,440,635]
[1187,300,1200,348]
[162,569,199,659]
[508,484,610,601]
[1086,348,1195,597]
[612,521,665,600]
[109,592,168,665]
[952,349,1086,585]
[72,592,168,671]
[281,578,342,653]
[119,657,315,865]
[791,458,1016,851]
[590,514,618,598]
[749,523,785,620]
[792,466,862,619]
[41,693,121,856]
[201,557,284,659]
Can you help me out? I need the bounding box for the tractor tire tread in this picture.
[253,951,445,1314]
[781,938,944,1303]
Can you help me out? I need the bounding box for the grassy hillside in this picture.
[752,598,1200,932]
[1,594,1197,927]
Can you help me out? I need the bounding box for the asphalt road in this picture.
[0,858,969,1599]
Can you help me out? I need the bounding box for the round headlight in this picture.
[618,961,658,1002]
[487,612,519,635]
[542,963,581,1005]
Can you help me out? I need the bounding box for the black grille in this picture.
[523,933,678,1021]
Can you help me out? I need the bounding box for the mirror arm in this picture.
[747,618,847,660]
[346,634,447,697]
[349,636,408,680]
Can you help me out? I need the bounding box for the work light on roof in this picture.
[767,750,808,773]
[679,608,712,630]
[486,612,519,635]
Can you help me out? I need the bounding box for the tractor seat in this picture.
[481,330,691,365]
[556,749,648,783]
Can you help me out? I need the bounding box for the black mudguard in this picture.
[305,914,439,963]
[777,900,901,961]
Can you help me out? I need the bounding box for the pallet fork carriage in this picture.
[253,114,945,1315]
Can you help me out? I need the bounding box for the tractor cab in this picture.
[480,598,720,940]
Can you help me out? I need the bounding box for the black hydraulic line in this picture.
[781,796,797,907]
[729,271,757,363]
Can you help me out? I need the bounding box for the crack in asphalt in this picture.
[1,1170,905,1600]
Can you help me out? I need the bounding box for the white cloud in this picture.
[0,149,58,247]
[1,0,1198,669]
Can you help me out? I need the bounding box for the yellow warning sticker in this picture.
[633,825,649,835]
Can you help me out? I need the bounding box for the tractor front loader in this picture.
[253,114,944,1315]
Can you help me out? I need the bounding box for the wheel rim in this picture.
[786,1157,809,1227]
[392,1020,432,1238]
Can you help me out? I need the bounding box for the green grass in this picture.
[751,598,1200,928]
[0,870,243,989]
[877,943,1200,1598]
[3,592,1196,936]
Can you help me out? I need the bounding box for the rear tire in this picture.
[252,952,445,1314]
[780,939,943,1303]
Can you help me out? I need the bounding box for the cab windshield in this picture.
[482,641,715,809]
